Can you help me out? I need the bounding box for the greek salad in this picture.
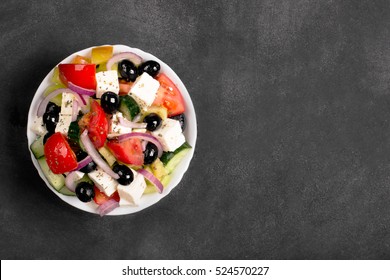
[29,45,191,216]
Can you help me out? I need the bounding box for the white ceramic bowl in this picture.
[27,44,197,215]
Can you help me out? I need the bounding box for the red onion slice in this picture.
[65,171,79,192]
[118,116,147,129]
[98,199,119,216]
[68,81,96,97]
[80,129,119,179]
[138,169,163,194]
[75,155,92,171]
[106,52,142,70]
[108,132,163,158]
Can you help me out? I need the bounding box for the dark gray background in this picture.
[1,0,390,259]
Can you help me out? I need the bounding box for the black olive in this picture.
[144,142,158,165]
[138,60,160,77]
[143,113,162,131]
[45,102,60,115]
[113,164,134,185]
[118,60,138,82]
[170,113,186,131]
[75,182,95,202]
[43,131,54,144]
[43,111,59,132]
[101,92,119,114]
[76,150,97,173]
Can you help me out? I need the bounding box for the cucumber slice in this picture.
[30,136,45,159]
[160,142,192,166]
[37,158,65,191]
[119,95,140,120]
[98,146,116,167]
[165,148,191,174]
[141,106,168,120]
[67,120,80,142]
[143,174,171,194]
[58,186,76,196]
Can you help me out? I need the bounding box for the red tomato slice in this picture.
[118,79,133,96]
[58,64,97,90]
[152,73,185,117]
[106,138,144,166]
[78,100,108,148]
[93,186,120,205]
[44,132,78,174]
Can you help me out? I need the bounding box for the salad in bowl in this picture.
[27,45,196,216]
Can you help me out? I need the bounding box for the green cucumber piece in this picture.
[37,158,65,191]
[160,142,192,166]
[30,136,45,159]
[119,95,140,120]
[165,148,191,174]
[67,120,80,141]
[58,186,76,196]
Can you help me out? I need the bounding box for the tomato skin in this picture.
[58,64,97,90]
[153,73,185,117]
[106,138,144,166]
[79,100,108,148]
[93,186,120,205]
[118,79,133,95]
[44,132,78,174]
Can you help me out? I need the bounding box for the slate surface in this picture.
[1,0,390,259]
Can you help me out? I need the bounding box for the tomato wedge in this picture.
[93,186,120,205]
[106,138,144,166]
[44,132,78,174]
[78,100,108,148]
[153,73,185,117]
[58,64,97,90]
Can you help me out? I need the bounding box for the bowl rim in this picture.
[26,44,197,215]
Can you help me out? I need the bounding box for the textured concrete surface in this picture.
[1,0,390,259]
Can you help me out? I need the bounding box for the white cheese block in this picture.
[109,112,132,136]
[117,170,147,206]
[60,92,75,115]
[55,113,73,135]
[31,116,47,136]
[54,92,76,135]
[151,118,185,152]
[129,72,160,110]
[96,70,120,99]
[88,167,118,196]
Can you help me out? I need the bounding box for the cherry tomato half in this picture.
[44,132,78,174]
[78,100,108,149]
[152,73,185,117]
[106,138,144,166]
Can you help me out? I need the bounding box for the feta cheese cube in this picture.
[117,170,147,206]
[88,167,118,196]
[31,116,47,136]
[96,70,119,98]
[55,92,76,135]
[109,112,132,136]
[60,92,75,115]
[129,72,160,110]
[55,113,73,135]
[151,118,185,152]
